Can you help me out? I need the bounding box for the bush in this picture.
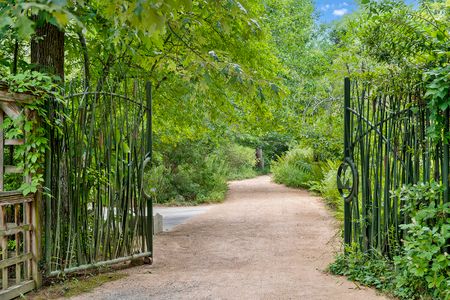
[235,132,291,172]
[143,164,175,203]
[144,141,257,205]
[221,144,256,180]
[271,146,322,188]
[329,245,396,293]
[393,183,450,300]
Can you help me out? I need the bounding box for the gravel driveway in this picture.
[70,176,387,300]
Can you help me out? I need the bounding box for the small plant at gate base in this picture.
[329,244,396,293]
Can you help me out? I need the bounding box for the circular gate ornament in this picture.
[142,157,152,200]
[337,157,358,202]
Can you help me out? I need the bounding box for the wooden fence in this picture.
[0,89,40,299]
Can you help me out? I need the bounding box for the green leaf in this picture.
[16,16,35,39]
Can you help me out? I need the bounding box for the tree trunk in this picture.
[256,148,264,170]
[31,20,64,80]
[30,18,65,274]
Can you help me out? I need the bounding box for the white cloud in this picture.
[333,8,348,16]
[320,4,332,11]
[342,2,349,6]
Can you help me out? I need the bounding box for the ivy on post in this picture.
[0,75,54,298]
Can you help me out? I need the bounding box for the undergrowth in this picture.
[329,183,450,300]
[29,272,127,299]
[271,147,322,189]
[144,141,257,205]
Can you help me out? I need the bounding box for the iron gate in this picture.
[337,77,449,255]
[43,80,154,276]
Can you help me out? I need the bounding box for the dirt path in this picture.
[72,176,387,300]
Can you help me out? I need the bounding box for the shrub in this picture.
[221,144,256,180]
[235,132,291,172]
[393,183,450,300]
[309,160,343,220]
[143,164,174,204]
[143,141,256,205]
[271,146,322,188]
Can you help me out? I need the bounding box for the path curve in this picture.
[72,176,386,300]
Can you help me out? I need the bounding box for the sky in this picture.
[315,0,417,23]
[315,0,357,23]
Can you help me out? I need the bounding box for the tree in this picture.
[31,16,64,80]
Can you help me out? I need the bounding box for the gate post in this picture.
[343,77,352,247]
[145,81,153,261]
[443,108,449,204]
[0,89,42,299]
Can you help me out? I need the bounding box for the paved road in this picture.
[72,176,387,300]
[154,206,210,231]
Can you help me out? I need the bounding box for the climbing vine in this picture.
[3,71,65,195]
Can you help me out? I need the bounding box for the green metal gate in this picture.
[43,80,154,276]
[337,77,448,255]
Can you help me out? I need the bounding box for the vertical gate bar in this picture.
[344,77,352,246]
[443,107,449,205]
[445,106,450,254]
[32,188,42,287]
[145,81,153,259]
[44,101,53,274]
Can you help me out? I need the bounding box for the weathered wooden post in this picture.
[0,87,42,299]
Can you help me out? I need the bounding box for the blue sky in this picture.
[315,0,417,23]
[315,0,357,23]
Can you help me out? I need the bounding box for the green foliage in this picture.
[271,146,322,188]
[2,71,65,195]
[309,160,343,220]
[393,183,450,300]
[425,65,450,141]
[393,182,444,216]
[220,143,257,180]
[235,132,291,171]
[0,0,82,39]
[329,245,396,293]
[331,182,450,300]
[144,142,256,205]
